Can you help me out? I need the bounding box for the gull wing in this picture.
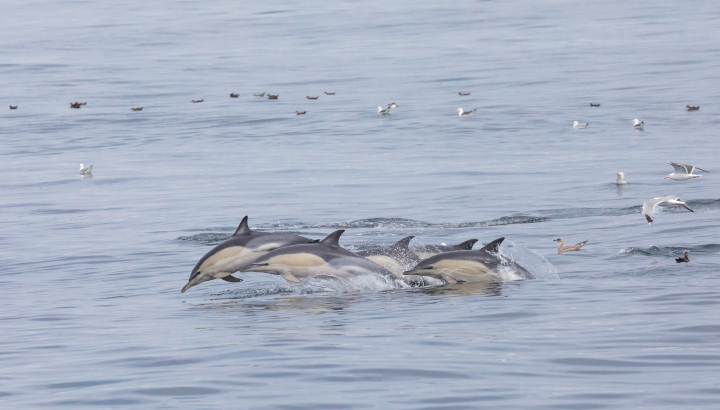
[681,203,695,213]
[643,197,665,224]
[668,162,687,175]
[684,164,709,174]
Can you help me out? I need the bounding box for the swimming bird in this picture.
[131,107,143,111]
[69,102,81,108]
[253,93,265,97]
[295,111,306,115]
[192,99,203,103]
[590,103,600,107]
[458,92,471,96]
[616,172,627,185]
[686,105,700,111]
[553,238,588,254]
[675,251,690,263]
[665,162,708,181]
[229,93,239,98]
[9,105,17,109]
[642,196,694,225]
[632,119,644,129]
[306,96,319,100]
[324,92,335,95]
[573,121,589,129]
[268,95,279,99]
[79,164,93,175]
[378,106,391,115]
[456,108,476,116]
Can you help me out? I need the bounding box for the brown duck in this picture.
[131,107,143,111]
[253,93,265,97]
[686,105,700,111]
[458,92,471,96]
[9,105,18,110]
[324,92,335,95]
[192,99,203,103]
[69,102,81,108]
[229,93,239,98]
[306,96,319,100]
[295,111,306,115]
[590,103,600,107]
[675,252,690,263]
[268,95,279,99]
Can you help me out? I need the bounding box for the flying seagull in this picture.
[665,162,708,181]
[573,121,589,129]
[642,196,694,225]
[456,108,476,116]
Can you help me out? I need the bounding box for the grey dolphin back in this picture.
[233,216,252,236]
[481,237,505,253]
[455,239,479,250]
[321,230,345,247]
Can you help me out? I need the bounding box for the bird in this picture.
[69,102,81,109]
[229,93,239,98]
[554,238,588,254]
[295,111,306,115]
[79,102,87,106]
[642,196,694,225]
[79,164,93,175]
[665,162,708,181]
[253,93,265,97]
[686,105,700,111]
[268,95,279,99]
[590,103,600,107]
[675,251,690,263]
[306,96,319,100]
[388,102,398,109]
[324,92,335,95]
[573,121,589,129]
[632,119,644,129]
[192,99,203,103]
[131,107,143,111]
[458,92,471,96]
[456,108,476,116]
[378,106,391,115]
[9,105,17,109]
[616,172,627,185]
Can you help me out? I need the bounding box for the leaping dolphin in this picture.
[412,239,479,259]
[403,237,534,284]
[243,230,396,283]
[181,216,315,292]
[356,236,421,276]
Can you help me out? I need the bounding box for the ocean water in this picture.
[2,0,720,407]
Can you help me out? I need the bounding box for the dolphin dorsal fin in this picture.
[232,216,252,236]
[390,236,414,251]
[320,229,345,247]
[481,237,505,253]
[455,239,479,250]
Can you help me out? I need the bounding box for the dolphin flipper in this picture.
[281,271,302,283]
[221,275,242,282]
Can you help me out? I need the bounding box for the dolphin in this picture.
[403,237,534,284]
[181,216,315,292]
[356,236,421,276]
[412,239,479,259]
[243,230,396,283]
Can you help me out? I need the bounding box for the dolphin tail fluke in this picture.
[320,229,345,247]
[221,275,242,283]
[481,237,505,253]
[233,216,252,236]
[390,236,415,251]
[455,239,479,250]
[281,271,302,283]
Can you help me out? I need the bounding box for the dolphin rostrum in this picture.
[243,230,396,283]
[181,216,315,292]
[356,236,421,276]
[412,239,479,259]
[403,237,534,284]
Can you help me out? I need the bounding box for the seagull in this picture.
[229,93,239,98]
[324,92,335,95]
[306,96,319,100]
[590,103,600,107]
[295,111,306,115]
[69,102,81,109]
[79,164,93,175]
[388,102,398,109]
[131,107,143,111]
[616,172,627,185]
[268,95,279,99]
[456,108,476,116]
[192,99,203,103]
[573,121,589,129]
[686,105,700,111]
[675,251,690,263]
[632,119,644,129]
[553,238,588,254]
[642,196,694,225]
[458,92,471,96]
[253,93,265,97]
[665,162,708,181]
[378,106,391,115]
[9,105,17,109]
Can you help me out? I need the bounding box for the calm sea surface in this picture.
[2,0,720,408]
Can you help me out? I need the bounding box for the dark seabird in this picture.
[686,105,700,111]
[324,92,335,95]
[306,96,319,100]
[456,108,476,116]
[253,93,265,97]
[590,103,600,107]
[458,92,471,96]
[268,95,279,99]
[131,107,143,111]
[675,251,690,263]
[9,105,17,109]
[70,102,81,108]
[192,99,204,103]
[79,102,87,106]
[229,93,239,98]
[295,111,306,115]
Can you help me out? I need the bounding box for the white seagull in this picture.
[79,164,93,175]
[573,121,589,129]
[642,196,694,225]
[632,119,644,129]
[456,108,476,116]
[616,172,627,185]
[378,106,391,115]
[665,162,708,181]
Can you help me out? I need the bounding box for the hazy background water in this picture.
[2,0,720,408]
